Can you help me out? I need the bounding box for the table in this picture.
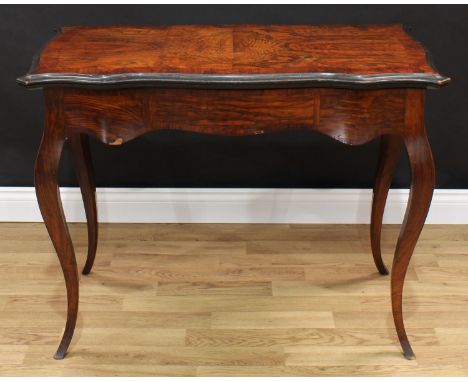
[18,25,450,360]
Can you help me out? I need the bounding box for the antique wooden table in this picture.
[18,25,450,360]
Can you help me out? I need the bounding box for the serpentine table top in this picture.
[18,24,449,88]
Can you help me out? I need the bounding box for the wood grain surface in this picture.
[30,25,437,75]
[61,87,406,144]
[18,25,450,88]
[0,223,466,376]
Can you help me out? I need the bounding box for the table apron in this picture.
[57,87,412,145]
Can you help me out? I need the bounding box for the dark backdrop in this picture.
[1,5,466,188]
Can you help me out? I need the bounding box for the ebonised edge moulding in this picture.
[17,24,450,360]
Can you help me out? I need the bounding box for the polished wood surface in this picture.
[17,25,449,88]
[69,133,98,275]
[371,134,402,275]
[34,90,79,360]
[0,223,467,376]
[391,90,435,359]
[62,87,406,144]
[30,25,437,75]
[19,24,449,360]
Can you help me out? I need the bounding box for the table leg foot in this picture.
[54,331,73,360]
[69,133,98,275]
[370,135,401,276]
[401,339,416,360]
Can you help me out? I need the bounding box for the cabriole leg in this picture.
[69,133,98,275]
[391,90,435,360]
[371,134,402,275]
[35,91,79,360]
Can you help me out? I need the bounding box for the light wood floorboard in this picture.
[0,223,466,376]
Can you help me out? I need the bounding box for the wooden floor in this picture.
[0,222,467,376]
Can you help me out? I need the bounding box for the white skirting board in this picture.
[0,187,466,224]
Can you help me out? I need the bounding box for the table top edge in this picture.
[17,71,451,89]
[17,24,451,90]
